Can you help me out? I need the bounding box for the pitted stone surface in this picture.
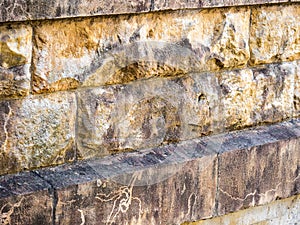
[0,92,76,175]
[33,7,250,93]
[0,24,32,98]
[250,4,300,65]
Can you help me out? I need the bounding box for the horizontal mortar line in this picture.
[0,117,300,197]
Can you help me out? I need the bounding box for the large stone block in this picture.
[0,24,32,98]
[36,141,217,225]
[77,73,221,158]
[217,120,300,215]
[0,92,76,175]
[250,4,300,65]
[33,7,250,93]
[0,172,53,225]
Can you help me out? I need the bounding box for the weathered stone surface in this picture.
[0,92,76,175]
[0,0,293,23]
[30,118,300,224]
[33,7,250,93]
[0,0,150,23]
[184,194,300,225]
[77,73,222,158]
[154,0,288,10]
[250,4,300,65]
[0,24,32,98]
[0,172,52,225]
[78,62,295,158]
[294,60,300,116]
[37,140,218,225]
[219,62,295,129]
[217,121,300,215]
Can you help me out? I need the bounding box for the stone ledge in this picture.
[0,118,300,224]
[0,0,297,23]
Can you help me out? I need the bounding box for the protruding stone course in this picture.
[153,0,289,10]
[250,5,300,65]
[0,0,151,23]
[32,7,250,93]
[0,92,76,175]
[0,24,32,98]
[37,139,218,225]
[0,172,53,225]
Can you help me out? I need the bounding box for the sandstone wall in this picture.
[0,1,299,224]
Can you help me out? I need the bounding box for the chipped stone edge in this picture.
[0,118,300,223]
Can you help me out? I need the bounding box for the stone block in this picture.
[217,120,300,215]
[250,5,300,65]
[77,73,221,158]
[0,24,32,98]
[0,92,76,175]
[36,141,217,225]
[33,7,250,93]
[0,172,53,225]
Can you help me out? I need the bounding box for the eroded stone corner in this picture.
[0,23,32,98]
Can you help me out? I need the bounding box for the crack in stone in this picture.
[219,188,257,203]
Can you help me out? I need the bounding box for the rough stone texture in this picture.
[154,0,288,10]
[77,62,295,158]
[219,62,295,129]
[250,4,300,65]
[0,172,52,225]
[0,0,150,23]
[294,60,300,116]
[217,124,300,215]
[0,24,32,98]
[33,7,250,93]
[31,119,300,224]
[0,0,295,23]
[0,92,76,175]
[184,194,300,225]
[37,140,218,225]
